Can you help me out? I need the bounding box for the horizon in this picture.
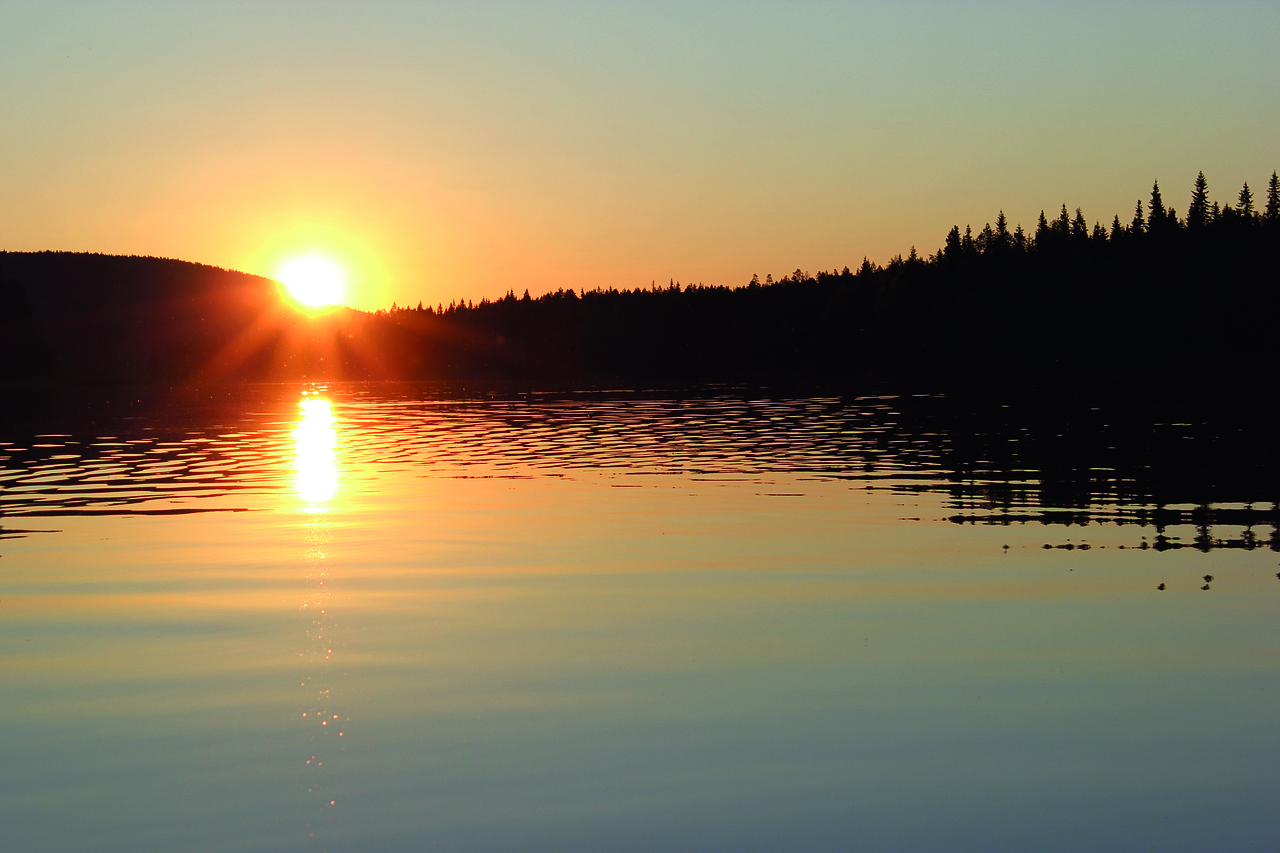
[6,164,1276,315]
[2,2,1278,312]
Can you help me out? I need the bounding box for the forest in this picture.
[2,171,1277,389]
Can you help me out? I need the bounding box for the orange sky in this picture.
[1,2,1277,312]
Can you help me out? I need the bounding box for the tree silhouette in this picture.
[1187,171,1210,230]
[943,226,962,262]
[1149,181,1170,234]
[1237,182,1255,218]
[1071,208,1089,244]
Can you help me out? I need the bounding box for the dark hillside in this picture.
[0,252,366,384]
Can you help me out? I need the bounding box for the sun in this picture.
[277,255,346,308]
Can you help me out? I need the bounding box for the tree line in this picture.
[2,170,1276,387]
[352,170,1279,386]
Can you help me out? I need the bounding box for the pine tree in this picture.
[995,210,1010,241]
[1187,171,1210,229]
[1071,208,1089,242]
[1238,181,1255,218]
[1131,200,1145,234]
[978,223,996,254]
[943,226,962,260]
[1149,181,1167,231]
[1266,172,1280,222]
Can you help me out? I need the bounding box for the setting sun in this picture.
[278,256,345,308]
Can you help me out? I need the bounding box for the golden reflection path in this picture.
[292,389,347,846]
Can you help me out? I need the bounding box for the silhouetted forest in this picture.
[3,170,1277,387]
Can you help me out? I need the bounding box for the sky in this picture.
[2,1,1277,312]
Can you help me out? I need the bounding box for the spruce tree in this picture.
[943,226,962,261]
[1035,210,1050,244]
[1237,182,1254,218]
[1111,214,1125,240]
[1149,181,1167,232]
[1187,171,1210,229]
[1131,200,1145,234]
[995,211,1010,248]
[978,223,996,254]
[1071,208,1089,242]
[1266,172,1280,222]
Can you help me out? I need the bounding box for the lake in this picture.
[2,382,1277,852]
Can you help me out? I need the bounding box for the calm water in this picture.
[1,383,1277,852]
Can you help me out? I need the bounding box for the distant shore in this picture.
[3,172,1276,390]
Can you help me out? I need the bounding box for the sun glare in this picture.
[279,256,346,308]
[294,395,337,506]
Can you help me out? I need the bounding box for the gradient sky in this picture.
[2,1,1276,312]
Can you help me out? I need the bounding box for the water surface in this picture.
[2,384,1277,852]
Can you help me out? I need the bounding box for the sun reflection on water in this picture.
[294,394,338,507]
[292,388,347,843]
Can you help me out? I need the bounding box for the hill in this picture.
[0,252,365,383]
